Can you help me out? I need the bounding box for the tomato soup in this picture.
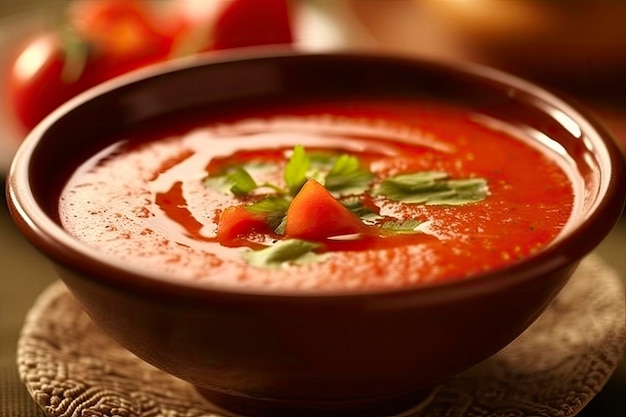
[58,99,575,291]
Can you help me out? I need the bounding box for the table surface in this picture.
[1,1,625,416]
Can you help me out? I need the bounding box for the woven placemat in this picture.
[16,254,626,417]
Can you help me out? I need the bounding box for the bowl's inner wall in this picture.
[27,54,600,224]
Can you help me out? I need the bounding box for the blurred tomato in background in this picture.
[5,0,294,132]
[4,0,626,156]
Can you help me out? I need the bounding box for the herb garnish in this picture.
[324,154,374,195]
[339,197,382,225]
[380,218,423,234]
[284,145,311,196]
[205,146,489,267]
[374,172,489,205]
[243,239,323,267]
[227,167,259,196]
[245,196,291,234]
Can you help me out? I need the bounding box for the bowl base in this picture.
[195,386,434,417]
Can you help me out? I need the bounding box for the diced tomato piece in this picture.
[217,205,269,246]
[285,179,367,240]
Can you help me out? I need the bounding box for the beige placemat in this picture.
[16,254,626,417]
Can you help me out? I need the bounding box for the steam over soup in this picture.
[59,99,576,291]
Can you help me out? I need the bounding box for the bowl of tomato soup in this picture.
[6,51,625,417]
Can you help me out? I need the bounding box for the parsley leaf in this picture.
[204,163,285,196]
[243,239,323,267]
[428,178,489,205]
[374,172,488,205]
[206,145,491,269]
[245,196,291,234]
[273,216,288,235]
[324,154,374,195]
[245,195,291,215]
[377,171,448,190]
[203,175,233,194]
[341,197,382,224]
[284,145,311,196]
[227,167,259,196]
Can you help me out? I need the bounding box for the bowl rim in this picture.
[6,49,626,301]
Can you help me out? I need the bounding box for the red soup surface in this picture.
[59,99,576,291]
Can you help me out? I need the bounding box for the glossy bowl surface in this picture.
[6,50,626,417]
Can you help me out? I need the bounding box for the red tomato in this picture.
[6,0,294,131]
[211,0,293,50]
[7,0,179,131]
[6,32,107,131]
[169,0,293,51]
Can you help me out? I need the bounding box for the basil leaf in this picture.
[324,154,374,195]
[243,239,323,267]
[284,145,311,196]
[374,172,488,205]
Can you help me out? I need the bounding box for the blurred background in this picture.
[1,1,625,416]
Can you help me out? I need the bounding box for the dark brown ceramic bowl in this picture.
[6,50,626,417]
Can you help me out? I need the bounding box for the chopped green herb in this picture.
[59,24,90,83]
[427,178,489,205]
[272,216,288,235]
[227,167,259,196]
[340,197,382,224]
[206,145,490,266]
[243,239,323,267]
[203,175,233,194]
[308,152,336,166]
[380,218,422,234]
[377,171,448,191]
[245,195,291,215]
[284,145,311,196]
[204,163,284,196]
[374,172,488,205]
[245,196,291,233]
[324,154,374,195]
